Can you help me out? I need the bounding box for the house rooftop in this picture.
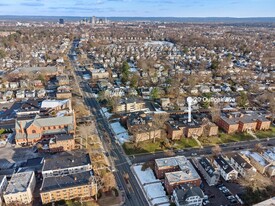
[229,153,252,169]
[174,185,204,205]
[249,152,269,167]
[215,155,234,173]
[198,157,217,177]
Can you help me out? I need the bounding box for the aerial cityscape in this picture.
[0,1,274,206]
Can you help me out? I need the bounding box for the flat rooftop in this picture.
[155,156,188,169]
[5,171,34,194]
[42,152,91,172]
[40,171,92,192]
[165,169,201,184]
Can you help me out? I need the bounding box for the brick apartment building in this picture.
[164,170,202,194]
[217,112,271,134]
[40,152,97,204]
[48,134,75,152]
[40,171,97,204]
[154,156,201,194]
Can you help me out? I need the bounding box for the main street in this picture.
[69,40,149,206]
[131,138,275,164]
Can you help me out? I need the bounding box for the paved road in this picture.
[69,41,149,206]
[130,138,275,164]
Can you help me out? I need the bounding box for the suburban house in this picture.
[213,155,238,181]
[15,114,76,145]
[172,185,204,206]
[228,153,256,178]
[3,171,36,205]
[196,157,220,186]
[247,152,271,174]
[228,153,257,177]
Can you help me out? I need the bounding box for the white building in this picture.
[229,153,256,178]
[42,152,92,178]
[214,155,238,181]
[173,185,204,206]
[3,171,36,205]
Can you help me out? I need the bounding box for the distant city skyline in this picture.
[0,0,274,17]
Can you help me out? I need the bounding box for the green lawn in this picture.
[255,126,275,139]
[199,136,223,146]
[0,129,5,135]
[172,138,199,149]
[123,139,165,155]
[219,132,254,143]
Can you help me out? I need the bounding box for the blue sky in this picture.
[0,0,274,17]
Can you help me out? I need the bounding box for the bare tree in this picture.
[254,143,264,154]
[102,172,116,192]
[211,144,222,156]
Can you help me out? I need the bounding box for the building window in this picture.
[32,130,36,133]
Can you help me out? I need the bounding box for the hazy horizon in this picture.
[0,0,274,18]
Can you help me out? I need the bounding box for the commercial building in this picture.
[3,171,36,205]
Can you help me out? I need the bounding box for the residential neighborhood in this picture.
[0,14,274,206]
